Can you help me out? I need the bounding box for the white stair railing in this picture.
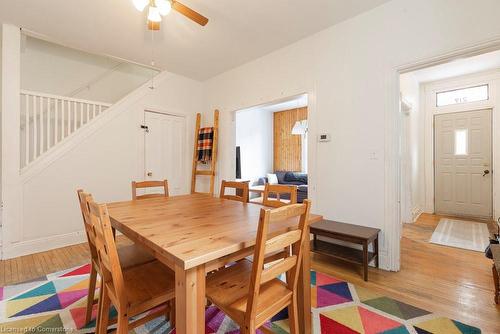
[20,90,112,169]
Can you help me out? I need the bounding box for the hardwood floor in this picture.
[1,213,499,332]
[0,237,132,286]
[313,213,500,333]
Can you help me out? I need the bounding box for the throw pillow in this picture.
[267,173,279,184]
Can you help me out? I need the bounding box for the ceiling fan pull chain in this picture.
[150,29,155,89]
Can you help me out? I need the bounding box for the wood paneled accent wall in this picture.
[273,107,307,172]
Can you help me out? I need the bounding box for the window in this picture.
[454,129,468,156]
[436,84,488,107]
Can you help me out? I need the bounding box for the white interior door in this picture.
[144,111,186,196]
[434,109,492,218]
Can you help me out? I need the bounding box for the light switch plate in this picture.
[318,133,331,142]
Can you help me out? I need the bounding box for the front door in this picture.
[434,109,492,218]
[144,111,186,196]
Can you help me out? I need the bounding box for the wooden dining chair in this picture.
[263,184,297,207]
[220,180,249,203]
[205,200,311,333]
[88,199,176,334]
[131,180,169,200]
[77,190,156,325]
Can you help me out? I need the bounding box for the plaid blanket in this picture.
[197,127,214,162]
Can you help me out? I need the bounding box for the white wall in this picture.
[235,108,273,182]
[21,36,155,103]
[1,24,21,258]
[400,73,424,222]
[203,0,500,270]
[3,44,203,258]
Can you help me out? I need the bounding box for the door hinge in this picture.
[140,125,149,133]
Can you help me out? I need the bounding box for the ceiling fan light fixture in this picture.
[156,0,172,16]
[132,0,149,12]
[148,6,162,22]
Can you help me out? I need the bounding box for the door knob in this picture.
[147,172,153,177]
[483,170,490,176]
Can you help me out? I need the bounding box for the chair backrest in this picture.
[219,180,249,203]
[88,200,127,306]
[263,184,297,207]
[132,180,169,200]
[77,189,98,261]
[246,200,311,321]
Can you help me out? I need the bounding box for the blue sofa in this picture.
[257,171,308,203]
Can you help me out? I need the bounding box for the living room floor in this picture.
[1,214,498,332]
[312,213,500,333]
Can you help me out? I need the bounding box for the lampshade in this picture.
[156,0,172,15]
[148,6,162,22]
[292,120,308,135]
[133,0,149,11]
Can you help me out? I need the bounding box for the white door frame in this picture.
[137,107,190,195]
[228,90,317,204]
[388,37,500,271]
[422,71,498,218]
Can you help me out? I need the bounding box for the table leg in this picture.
[374,236,379,268]
[297,226,312,334]
[175,264,206,334]
[362,240,368,281]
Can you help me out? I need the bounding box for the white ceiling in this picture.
[412,49,500,83]
[0,0,390,80]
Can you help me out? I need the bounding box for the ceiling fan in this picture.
[132,0,209,30]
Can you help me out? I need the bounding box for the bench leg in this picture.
[363,241,368,281]
[374,237,379,268]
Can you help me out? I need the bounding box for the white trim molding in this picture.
[2,230,87,259]
[422,69,500,220]
[386,37,500,271]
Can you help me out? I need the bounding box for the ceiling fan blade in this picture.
[172,0,209,26]
[148,20,161,30]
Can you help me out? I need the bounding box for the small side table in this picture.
[310,220,380,281]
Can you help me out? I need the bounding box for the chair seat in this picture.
[106,260,175,316]
[206,259,292,326]
[250,196,291,205]
[245,248,288,264]
[249,196,264,204]
[118,243,156,269]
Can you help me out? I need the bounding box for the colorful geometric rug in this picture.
[0,264,481,333]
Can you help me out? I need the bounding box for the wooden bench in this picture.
[492,244,500,304]
[310,220,380,281]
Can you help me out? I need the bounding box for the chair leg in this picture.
[169,300,176,327]
[85,263,98,324]
[242,322,256,334]
[116,311,129,334]
[288,296,299,334]
[97,286,111,334]
[95,278,104,332]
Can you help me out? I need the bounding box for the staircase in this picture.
[20,90,111,169]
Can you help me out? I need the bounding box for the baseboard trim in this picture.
[412,207,423,223]
[2,230,87,260]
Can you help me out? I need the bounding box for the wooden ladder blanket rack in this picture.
[191,110,219,195]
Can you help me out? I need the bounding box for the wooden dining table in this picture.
[107,193,322,334]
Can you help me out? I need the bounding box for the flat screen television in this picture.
[235,146,241,179]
